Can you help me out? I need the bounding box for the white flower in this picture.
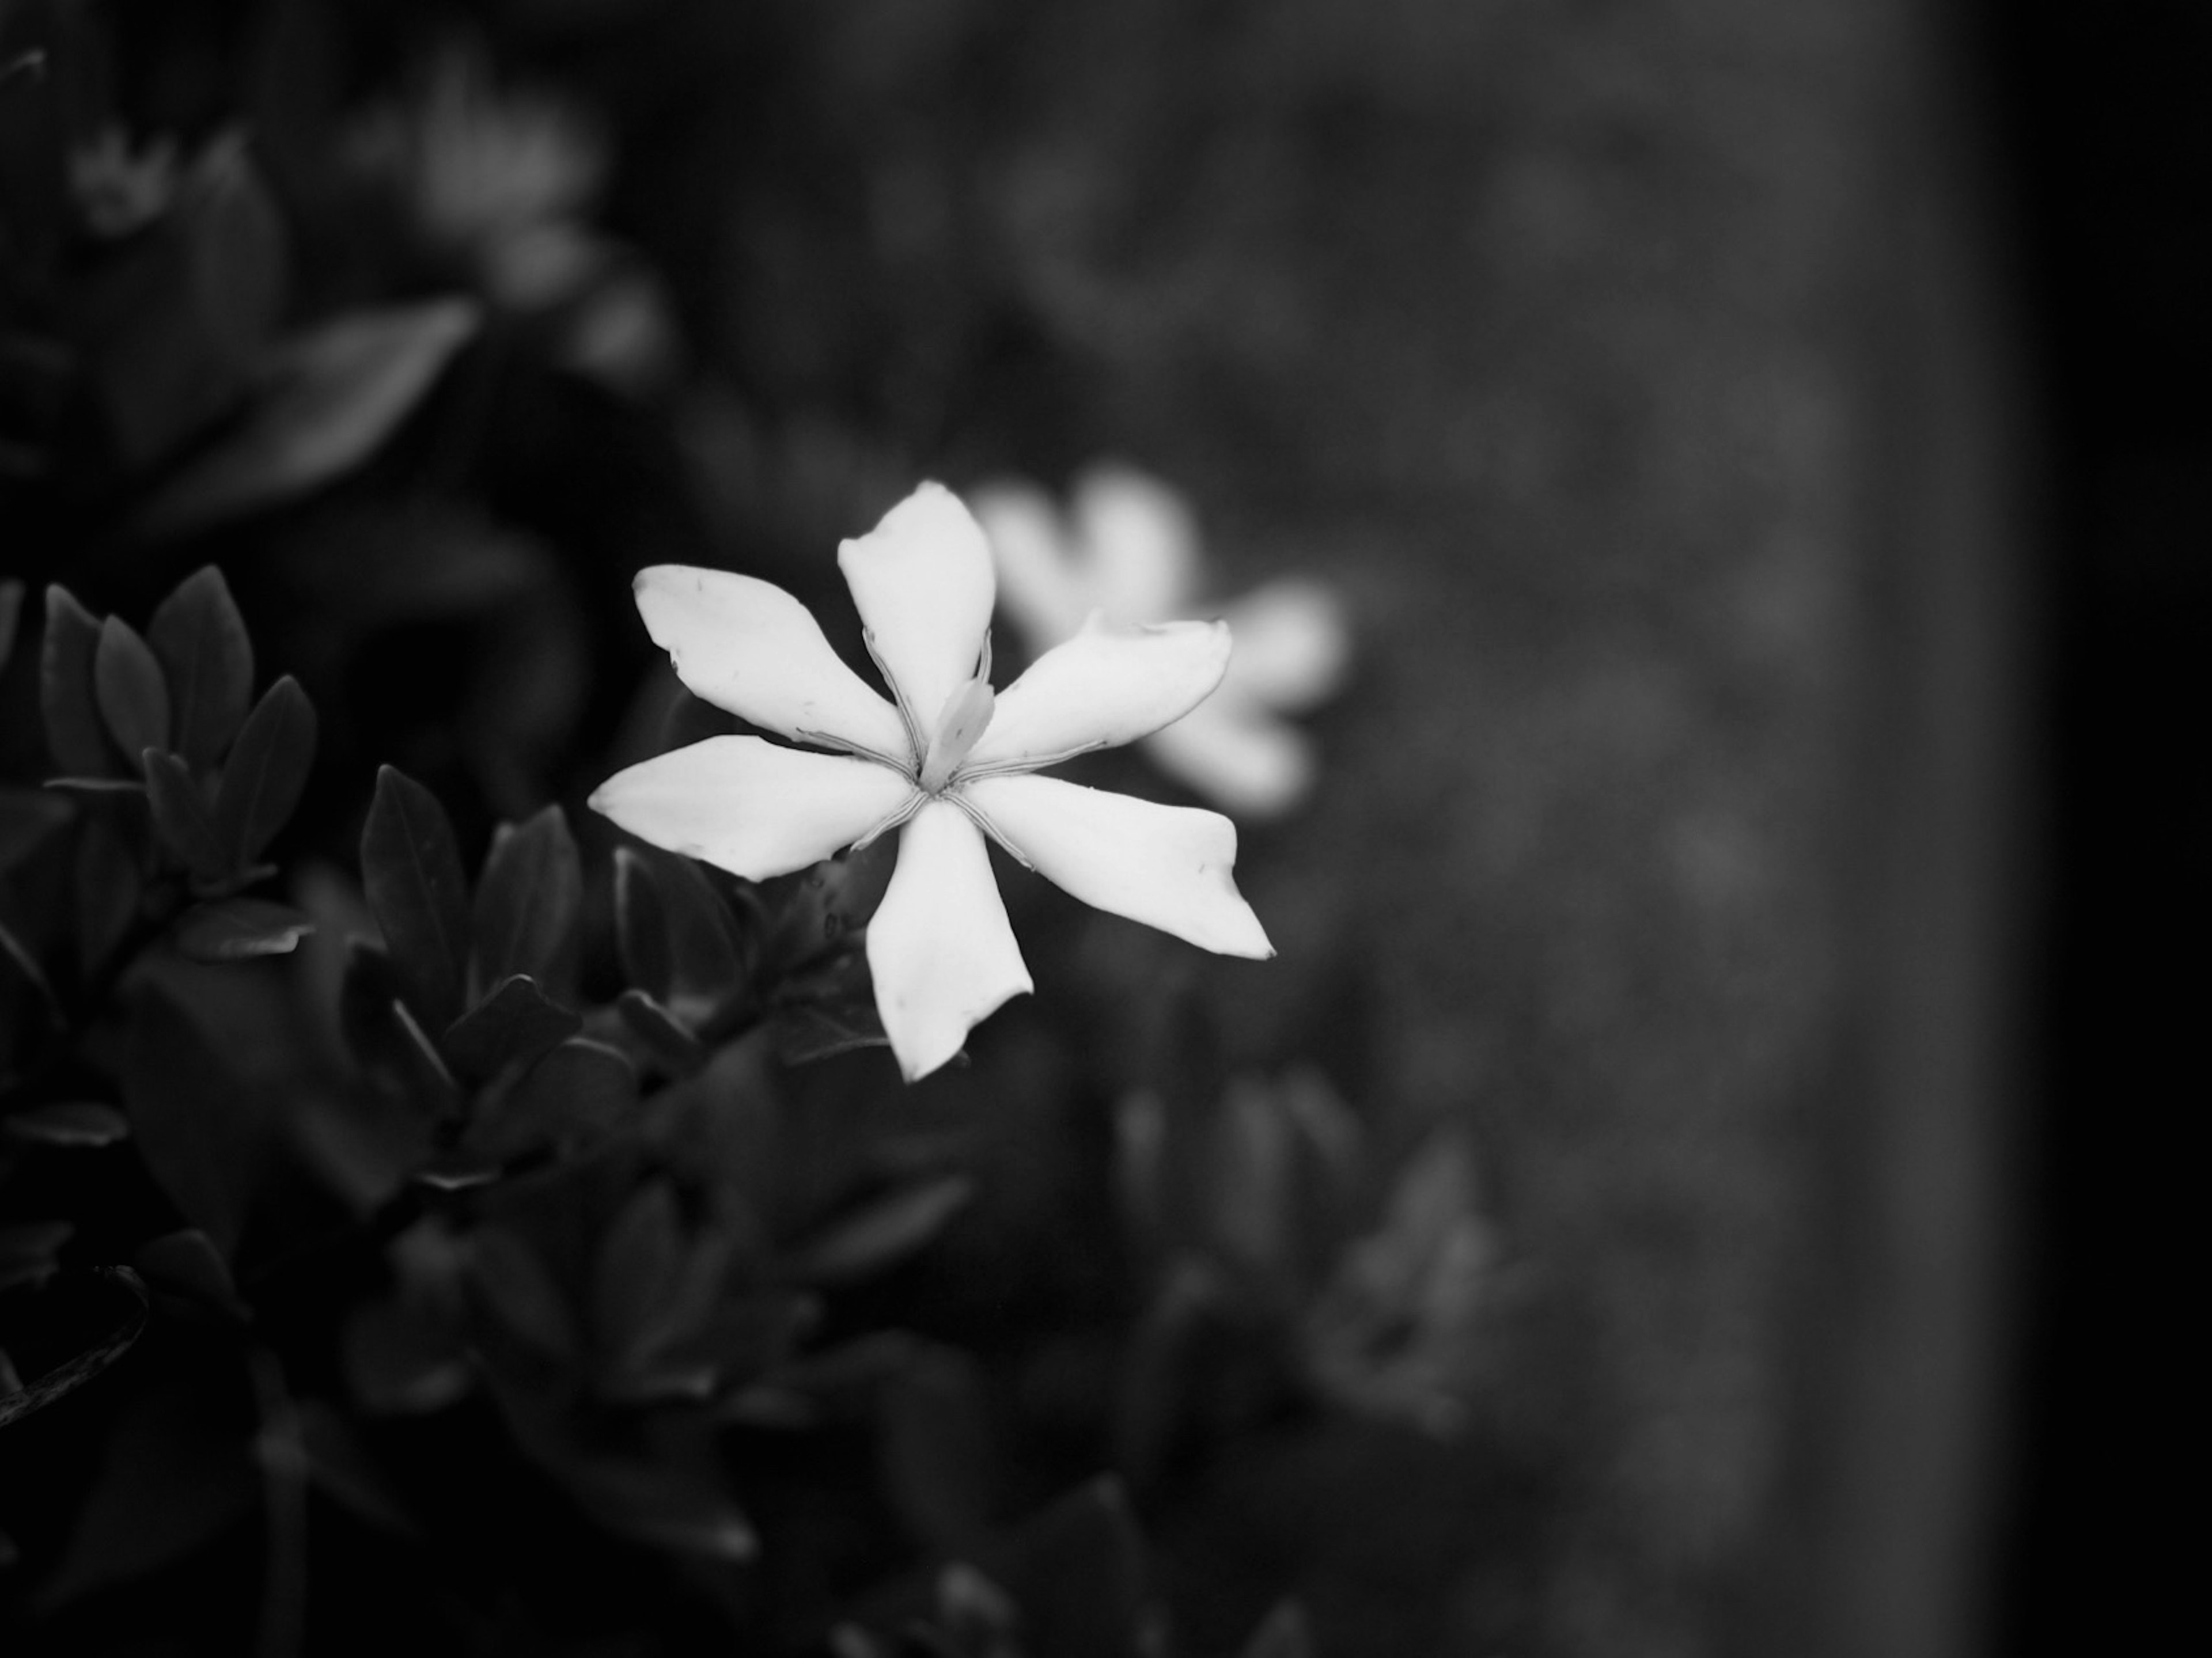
[590,484,1273,1082]
[969,466,1351,820]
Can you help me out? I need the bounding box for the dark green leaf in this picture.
[343,1296,471,1415]
[33,1351,256,1600]
[776,997,891,1065]
[0,578,21,677]
[0,787,74,870]
[879,1346,1000,1554]
[467,1226,577,1357]
[172,896,312,962]
[143,749,230,882]
[441,973,580,1083]
[4,1101,130,1147]
[135,1228,249,1322]
[138,296,482,536]
[589,1182,687,1374]
[145,567,253,770]
[467,1038,637,1162]
[471,805,581,997]
[612,846,672,1001]
[361,765,471,1030]
[991,1479,1157,1658]
[122,984,272,1257]
[213,674,316,863]
[40,586,111,776]
[614,846,744,1019]
[787,1176,974,1287]
[562,1451,757,1562]
[294,1400,418,1534]
[339,940,459,1113]
[72,814,143,976]
[613,988,709,1076]
[93,616,171,762]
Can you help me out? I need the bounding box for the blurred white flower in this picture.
[970,466,1350,819]
[592,484,1273,1082]
[346,45,676,393]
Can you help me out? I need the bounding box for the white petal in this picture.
[590,737,914,880]
[1219,577,1351,712]
[1143,699,1317,819]
[837,484,996,741]
[1071,466,1198,620]
[967,614,1230,770]
[969,480,1092,647]
[633,566,909,757]
[866,800,1033,1082]
[963,775,1272,958]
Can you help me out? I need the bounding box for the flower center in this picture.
[917,676,995,794]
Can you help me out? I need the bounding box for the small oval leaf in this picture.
[213,675,316,863]
[360,765,471,1030]
[143,749,230,882]
[172,896,312,963]
[94,617,171,763]
[471,805,581,996]
[40,587,111,776]
[146,567,253,771]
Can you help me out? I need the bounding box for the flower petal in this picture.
[1219,577,1350,712]
[633,566,908,758]
[838,484,995,742]
[970,480,1092,647]
[1142,699,1317,820]
[866,800,1032,1081]
[1072,465,1199,620]
[590,737,913,880]
[966,613,1230,769]
[963,775,1272,958]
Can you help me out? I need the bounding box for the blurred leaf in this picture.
[471,805,580,998]
[468,1037,636,1162]
[931,1562,1025,1658]
[122,983,272,1258]
[612,846,671,1001]
[0,1220,72,1295]
[180,135,287,372]
[588,1180,687,1376]
[613,987,709,1076]
[786,1176,972,1287]
[0,1266,149,1429]
[561,1450,756,1562]
[294,1399,418,1534]
[879,1345,1000,1555]
[34,1353,257,1603]
[173,896,312,962]
[138,296,482,536]
[93,616,171,763]
[40,585,111,776]
[613,846,744,1020]
[135,1228,249,1322]
[3,1101,130,1147]
[990,1479,1159,1658]
[0,787,74,869]
[467,1225,577,1359]
[361,765,471,1030]
[343,1296,471,1416]
[339,940,462,1116]
[441,973,579,1083]
[0,578,21,676]
[213,674,316,863]
[143,749,229,882]
[145,567,253,770]
[1239,1602,1312,1658]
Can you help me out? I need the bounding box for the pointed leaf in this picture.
[143,750,231,882]
[880,1346,1000,1553]
[612,845,673,1001]
[94,617,171,762]
[135,1228,250,1322]
[5,1101,130,1147]
[467,1038,637,1162]
[787,1177,974,1286]
[993,1479,1158,1658]
[615,847,744,1020]
[563,1452,757,1561]
[361,765,471,1030]
[213,674,316,863]
[146,567,253,769]
[471,805,581,997]
[40,586,111,776]
[589,1181,687,1372]
[339,939,462,1115]
[613,987,709,1076]
[138,297,482,535]
[172,896,312,962]
[343,1296,471,1416]
[441,973,580,1082]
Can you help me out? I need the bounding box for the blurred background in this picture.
[1,1,2202,1655]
